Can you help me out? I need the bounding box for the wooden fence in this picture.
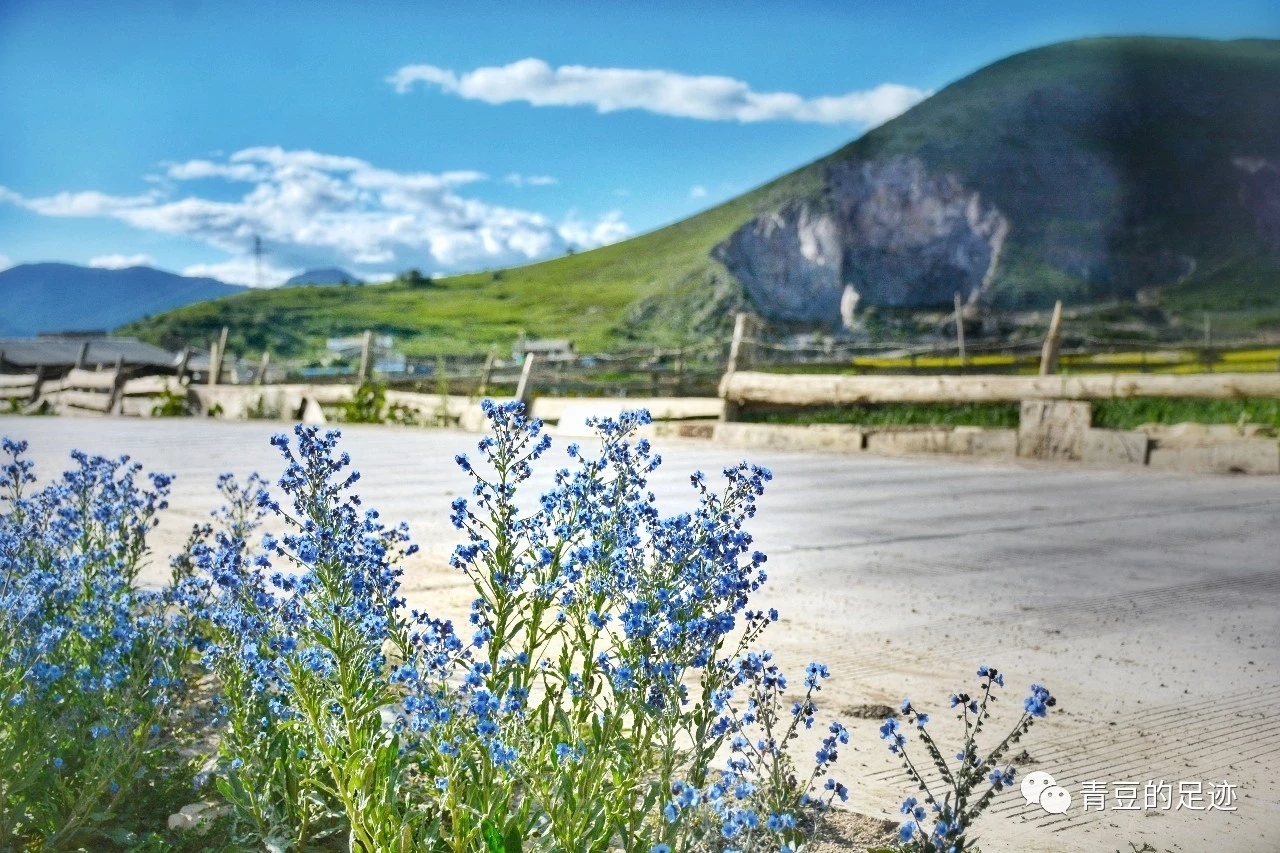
[306,347,728,400]
[0,374,39,410]
[719,370,1280,407]
[6,310,1280,418]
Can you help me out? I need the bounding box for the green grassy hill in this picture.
[125,37,1280,358]
[123,193,765,358]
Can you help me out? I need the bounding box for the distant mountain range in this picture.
[284,267,363,286]
[0,263,244,337]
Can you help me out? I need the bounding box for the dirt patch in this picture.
[841,703,898,719]
[809,808,899,852]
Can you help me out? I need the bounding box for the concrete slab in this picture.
[714,422,865,453]
[864,426,1018,457]
[1148,438,1280,475]
[531,396,723,425]
[945,425,1018,456]
[1081,427,1150,466]
[1018,399,1092,460]
[864,428,955,456]
[1146,422,1277,446]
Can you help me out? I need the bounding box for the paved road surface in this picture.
[4,416,1278,852]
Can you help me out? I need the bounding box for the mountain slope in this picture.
[1,264,245,337]
[731,36,1280,319]
[125,37,1280,357]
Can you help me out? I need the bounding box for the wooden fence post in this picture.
[726,312,748,375]
[108,354,125,413]
[256,350,271,386]
[357,330,373,383]
[1039,300,1064,376]
[721,312,749,422]
[477,351,496,397]
[954,292,967,368]
[214,326,229,384]
[75,341,90,370]
[207,340,220,386]
[515,353,536,405]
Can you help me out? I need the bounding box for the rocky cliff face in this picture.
[829,158,1010,309]
[710,203,844,325]
[713,157,1008,325]
[1235,157,1280,245]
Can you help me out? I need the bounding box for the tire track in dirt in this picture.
[771,571,1280,685]
[871,684,1279,781]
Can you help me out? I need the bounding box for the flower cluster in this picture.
[187,426,468,850]
[441,400,846,852]
[882,666,1056,853]
[660,652,850,852]
[2,401,853,852]
[0,438,192,850]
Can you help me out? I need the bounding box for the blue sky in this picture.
[1,0,1276,285]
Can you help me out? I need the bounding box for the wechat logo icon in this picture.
[1021,770,1072,814]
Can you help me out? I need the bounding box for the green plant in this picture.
[741,403,1021,429]
[150,387,190,417]
[1093,397,1280,431]
[245,394,277,420]
[882,668,1055,852]
[429,356,458,428]
[340,382,387,424]
[186,406,849,851]
[0,441,197,850]
[386,401,422,426]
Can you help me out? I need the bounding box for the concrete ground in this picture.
[4,415,1278,853]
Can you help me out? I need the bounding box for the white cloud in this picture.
[558,210,630,248]
[22,189,162,217]
[689,185,707,199]
[0,147,630,285]
[89,253,156,269]
[390,58,928,126]
[182,257,300,287]
[0,254,11,272]
[502,173,558,188]
[165,160,267,182]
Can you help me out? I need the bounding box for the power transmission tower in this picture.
[252,235,265,288]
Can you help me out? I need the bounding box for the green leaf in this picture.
[482,820,505,853]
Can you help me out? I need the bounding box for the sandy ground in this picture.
[3,415,1278,853]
